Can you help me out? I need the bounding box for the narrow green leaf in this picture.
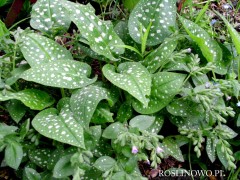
[21,60,97,89]
[70,85,116,129]
[214,10,240,55]
[62,1,125,61]
[0,89,54,110]
[32,106,85,148]
[0,123,17,139]
[206,138,217,163]
[94,156,116,171]
[216,143,228,169]
[30,0,71,35]
[128,0,176,46]
[20,33,73,66]
[103,62,151,107]
[5,141,23,169]
[133,72,186,114]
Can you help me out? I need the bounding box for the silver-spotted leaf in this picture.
[216,143,228,169]
[30,0,71,35]
[133,72,186,114]
[206,138,217,163]
[91,103,114,124]
[103,62,151,107]
[94,156,116,171]
[116,101,133,123]
[32,106,85,148]
[70,85,116,129]
[129,115,155,131]
[163,138,184,162]
[62,1,125,61]
[128,0,176,46]
[53,154,74,178]
[29,149,53,168]
[147,115,164,134]
[179,16,222,63]
[24,168,41,180]
[0,89,54,110]
[20,33,73,66]
[6,100,27,123]
[141,37,178,73]
[21,60,97,89]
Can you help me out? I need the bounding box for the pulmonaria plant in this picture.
[0,0,240,179]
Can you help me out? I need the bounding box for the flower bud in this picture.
[131,146,138,154]
[156,146,164,154]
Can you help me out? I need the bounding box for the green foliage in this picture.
[0,0,239,179]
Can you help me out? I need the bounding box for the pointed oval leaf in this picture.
[70,85,116,129]
[206,138,217,163]
[21,60,97,89]
[128,0,176,46]
[24,168,41,180]
[129,115,155,131]
[5,141,23,170]
[147,115,164,134]
[94,156,116,171]
[91,103,114,124]
[20,33,73,66]
[6,100,27,123]
[216,143,228,169]
[163,138,184,162]
[29,149,53,169]
[102,122,127,139]
[30,0,71,35]
[116,101,133,123]
[0,89,54,110]
[62,1,125,61]
[142,37,178,73]
[53,154,74,178]
[103,62,151,107]
[32,107,85,148]
[133,72,186,114]
[179,16,222,63]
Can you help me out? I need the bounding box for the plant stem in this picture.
[60,88,66,97]
[188,142,194,180]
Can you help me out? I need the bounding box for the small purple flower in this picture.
[186,48,191,53]
[222,4,232,10]
[145,159,150,165]
[226,96,231,101]
[210,19,217,26]
[131,146,138,154]
[156,146,164,154]
[205,82,211,89]
[237,102,240,107]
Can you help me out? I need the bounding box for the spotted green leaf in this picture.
[62,1,125,61]
[128,0,176,46]
[216,143,228,169]
[30,0,71,35]
[24,168,41,180]
[102,122,127,139]
[206,138,217,163]
[215,11,240,55]
[0,20,9,38]
[6,100,27,123]
[0,89,54,110]
[133,72,186,114]
[141,37,178,73]
[32,106,85,148]
[116,101,133,123]
[179,16,222,62]
[129,115,155,131]
[103,62,151,107]
[94,156,116,171]
[147,115,164,134]
[20,33,73,67]
[216,125,237,139]
[21,60,97,89]
[163,138,184,162]
[70,85,116,129]
[29,149,53,169]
